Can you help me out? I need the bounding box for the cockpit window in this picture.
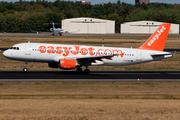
[10,47,19,50]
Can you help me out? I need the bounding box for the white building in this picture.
[62,17,115,34]
[121,21,179,34]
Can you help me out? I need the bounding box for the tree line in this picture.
[0,0,180,33]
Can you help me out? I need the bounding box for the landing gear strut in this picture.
[84,66,90,74]
[23,61,28,72]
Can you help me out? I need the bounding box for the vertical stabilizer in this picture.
[52,22,55,30]
[137,23,171,51]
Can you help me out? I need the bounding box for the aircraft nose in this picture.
[3,50,9,58]
[3,51,7,57]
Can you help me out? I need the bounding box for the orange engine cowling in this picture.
[59,59,77,69]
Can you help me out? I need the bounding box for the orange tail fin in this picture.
[137,23,171,51]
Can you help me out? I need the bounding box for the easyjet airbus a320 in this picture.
[3,23,172,74]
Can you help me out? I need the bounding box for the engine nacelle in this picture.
[59,59,77,69]
[48,59,77,69]
[50,28,54,31]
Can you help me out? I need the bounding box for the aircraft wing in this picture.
[76,54,117,60]
[30,29,53,33]
[52,54,119,63]
[63,30,80,34]
[75,54,120,66]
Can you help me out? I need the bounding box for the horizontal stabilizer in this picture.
[151,52,172,56]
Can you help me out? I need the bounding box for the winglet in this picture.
[137,23,171,51]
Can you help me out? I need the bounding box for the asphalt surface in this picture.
[0,33,51,37]
[63,33,180,37]
[1,33,180,37]
[0,48,8,51]
[0,71,180,82]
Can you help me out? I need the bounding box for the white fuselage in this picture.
[3,43,172,66]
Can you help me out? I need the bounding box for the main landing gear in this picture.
[76,67,83,74]
[23,61,28,72]
[84,65,90,74]
[84,69,90,74]
[76,67,90,74]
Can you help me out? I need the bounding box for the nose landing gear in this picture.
[23,61,28,72]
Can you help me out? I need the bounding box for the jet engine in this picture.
[59,59,77,69]
[50,28,54,31]
[48,59,77,69]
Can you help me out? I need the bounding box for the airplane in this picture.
[47,22,65,36]
[31,22,77,36]
[3,23,172,74]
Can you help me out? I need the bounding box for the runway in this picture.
[1,33,180,37]
[0,71,180,82]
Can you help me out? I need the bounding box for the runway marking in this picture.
[92,72,180,75]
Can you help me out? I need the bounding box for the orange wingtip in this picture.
[137,23,171,51]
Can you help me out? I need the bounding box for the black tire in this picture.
[84,69,90,74]
[23,68,27,72]
[76,67,83,74]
